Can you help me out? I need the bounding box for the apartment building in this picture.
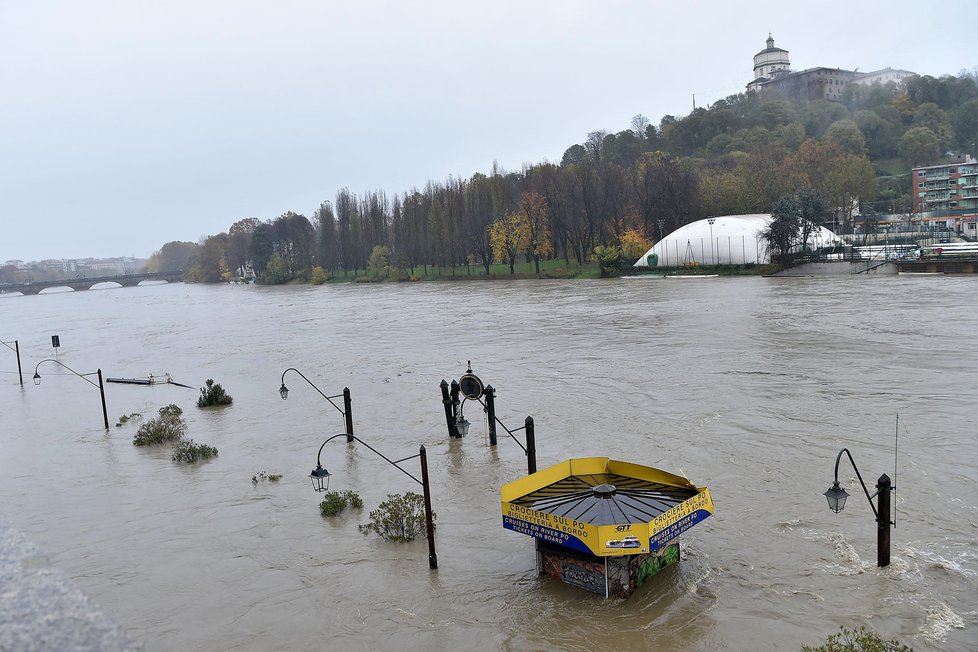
[913,155,978,236]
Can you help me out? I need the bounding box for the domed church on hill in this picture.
[746,34,791,92]
[745,35,915,102]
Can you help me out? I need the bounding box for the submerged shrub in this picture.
[172,439,218,463]
[133,405,187,446]
[319,492,347,517]
[342,490,364,509]
[319,490,364,517]
[197,379,233,407]
[803,625,913,652]
[252,470,283,484]
[159,404,183,419]
[115,412,143,427]
[358,492,433,542]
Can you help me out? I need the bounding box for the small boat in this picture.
[665,274,719,278]
[106,373,194,388]
[898,271,943,276]
[622,274,665,280]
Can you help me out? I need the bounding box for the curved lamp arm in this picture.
[314,434,422,487]
[280,368,344,415]
[33,359,100,388]
[832,447,879,522]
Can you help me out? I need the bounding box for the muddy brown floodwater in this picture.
[1,276,976,651]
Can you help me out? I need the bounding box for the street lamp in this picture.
[280,367,354,442]
[823,448,894,567]
[440,362,537,475]
[707,217,716,266]
[311,434,438,569]
[1,339,23,385]
[32,359,109,429]
[657,220,667,267]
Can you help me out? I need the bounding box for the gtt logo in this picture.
[615,525,631,532]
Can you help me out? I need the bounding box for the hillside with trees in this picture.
[151,72,978,283]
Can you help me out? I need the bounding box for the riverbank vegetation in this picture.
[197,379,233,407]
[358,492,433,542]
[143,72,978,284]
[803,625,913,651]
[172,440,219,463]
[129,403,218,464]
[132,405,187,446]
[319,490,364,518]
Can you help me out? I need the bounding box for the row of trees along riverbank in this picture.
[142,72,978,284]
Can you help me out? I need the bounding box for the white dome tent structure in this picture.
[634,214,842,268]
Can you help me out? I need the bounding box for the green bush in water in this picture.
[171,440,218,463]
[803,626,913,652]
[197,379,233,407]
[133,405,186,446]
[319,490,363,517]
[358,492,433,542]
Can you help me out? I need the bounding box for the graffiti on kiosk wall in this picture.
[559,559,606,595]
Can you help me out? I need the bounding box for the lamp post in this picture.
[707,217,716,266]
[1,339,23,385]
[823,448,894,567]
[280,367,353,442]
[311,434,438,569]
[657,220,667,267]
[32,359,108,429]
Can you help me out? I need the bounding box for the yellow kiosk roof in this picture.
[501,457,713,557]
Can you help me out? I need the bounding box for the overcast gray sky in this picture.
[2,1,974,262]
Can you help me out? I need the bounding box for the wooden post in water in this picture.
[343,387,354,442]
[97,369,109,430]
[877,474,891,567]
[525,416,536,475]
[15,340,23,385]
[420,445,438,569]
[439,380,455,439]
[484,385,497,446]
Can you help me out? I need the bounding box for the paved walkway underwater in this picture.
[0,521,142,652]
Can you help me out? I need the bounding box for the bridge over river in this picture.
[0,271,184,296]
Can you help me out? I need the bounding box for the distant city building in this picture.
[912,155,978,236]
[14,257,146,277]
[746,35,915,102]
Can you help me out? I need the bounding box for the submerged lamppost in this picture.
[1,339,23,385]
[279,367,353,442]
[311,434,438,569]
[440,362,537,475]
[823,448,894,567]
[33,359,108,429]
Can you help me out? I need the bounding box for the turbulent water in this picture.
[1,276,976,651]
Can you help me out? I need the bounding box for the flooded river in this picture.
[1,276,976,651]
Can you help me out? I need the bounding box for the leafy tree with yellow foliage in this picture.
[619,229,651,264]
[490,212,530,274]
[517,191,552,273]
